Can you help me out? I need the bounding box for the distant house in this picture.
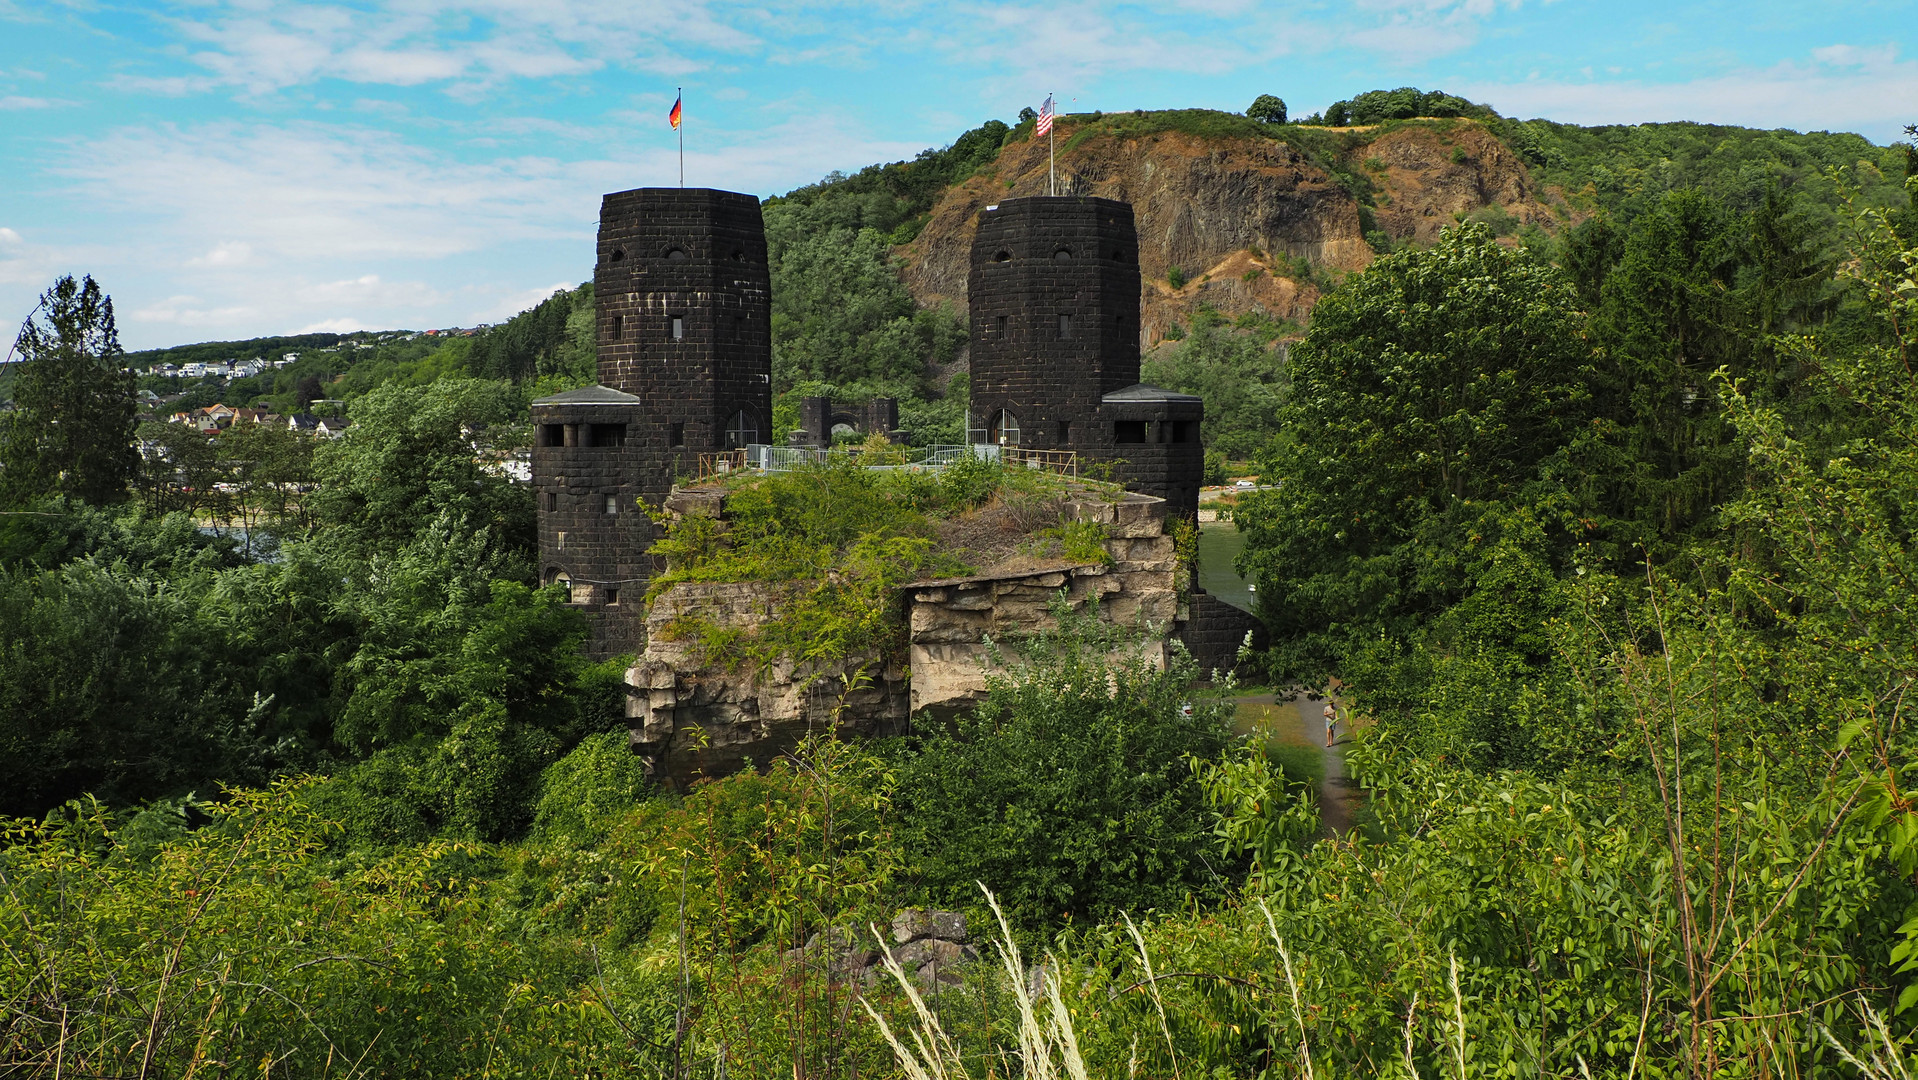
[316,417,353,438]
[288,414,320,432]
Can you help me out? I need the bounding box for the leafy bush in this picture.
[884,600,1239,933]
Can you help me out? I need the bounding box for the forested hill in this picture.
[99,95,1915,458]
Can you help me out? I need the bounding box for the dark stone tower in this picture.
[967,196,1203,519]
[532,187,772,657]
[595,187,773,470]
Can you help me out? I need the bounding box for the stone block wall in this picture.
[594,187,773,476]
[1178,590,1267,679]
[968,197,1142,450]
[627,579,910,787]
[905,493,1181,713]
[531,395,657,657]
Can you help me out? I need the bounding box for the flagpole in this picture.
[1047,91,1055,196]
[678,86,684,188]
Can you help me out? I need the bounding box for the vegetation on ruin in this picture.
[646,452,1128,672]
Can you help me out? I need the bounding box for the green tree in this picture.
[1247,94,1287,124]
[1,275,136,505]
[885,601,1238,933]
[1141,308,1290,459]
[1238,224,1596,676]
[307,378,534,558]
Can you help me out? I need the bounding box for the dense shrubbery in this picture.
[884,602,1241,933]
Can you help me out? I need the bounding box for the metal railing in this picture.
[687,441,1075,479]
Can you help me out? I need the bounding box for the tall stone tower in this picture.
[968,196,1203,518]
[531,187,772,657]
[595,187,773,468]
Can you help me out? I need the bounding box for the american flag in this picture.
[1036,95,1053,136]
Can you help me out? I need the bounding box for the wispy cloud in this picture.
[1459,44,1918,140]
[132,0,766,97]
[0,95,74,109]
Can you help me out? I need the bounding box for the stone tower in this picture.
[967,196,1203,519]
[594,187,773,469]
[531,187,772,657]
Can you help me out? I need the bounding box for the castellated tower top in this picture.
[595,187,772,457]
[967,197,1142,446]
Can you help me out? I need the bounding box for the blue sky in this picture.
[2,0,1913,349]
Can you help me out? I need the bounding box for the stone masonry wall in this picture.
[906,493,1179,714]
[531,397,656,658]
[968,197,1142,450]
[595,188,773,475]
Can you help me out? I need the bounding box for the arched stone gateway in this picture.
[791,395,903,447]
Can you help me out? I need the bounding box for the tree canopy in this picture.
[1,275,136,505]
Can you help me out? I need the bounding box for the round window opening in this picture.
[610,248,625,262]
[1054,248,1072,262]
[666,248,689,261]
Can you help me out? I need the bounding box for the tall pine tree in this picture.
[1,275,137,505]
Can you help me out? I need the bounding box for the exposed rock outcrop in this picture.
[900,126,1363,343]
[1364,123,1557,246]
[898,117,1562,340]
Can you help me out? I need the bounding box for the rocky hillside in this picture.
[897,113,1564,344]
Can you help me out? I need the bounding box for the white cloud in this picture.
[0,228,21,245]
[56,121,592,262]
[185,241,254,268]
[129,294,261,327]
[297,274,445,308]
[27,110,925,346]
[471,280,575,323]
[133,0,763,97]
[1459,44,1918,141]
[0,95,65,109]
[296,316,375,333]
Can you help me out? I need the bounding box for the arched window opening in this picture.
[1054,248,1072,262]
[1110,248,1130,262]
[730,249,746,262]
[724,410,759,449]
[610,248,625,262]
[666,247,689,261]
[990,409,1021,447]
[992,249,1012,263]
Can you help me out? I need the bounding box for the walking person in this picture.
[1323,700,1338,747]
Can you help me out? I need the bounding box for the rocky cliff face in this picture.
[1363,123,1557,246]
[898,118,1561,342]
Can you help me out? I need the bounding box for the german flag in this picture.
[669,94,682,130]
